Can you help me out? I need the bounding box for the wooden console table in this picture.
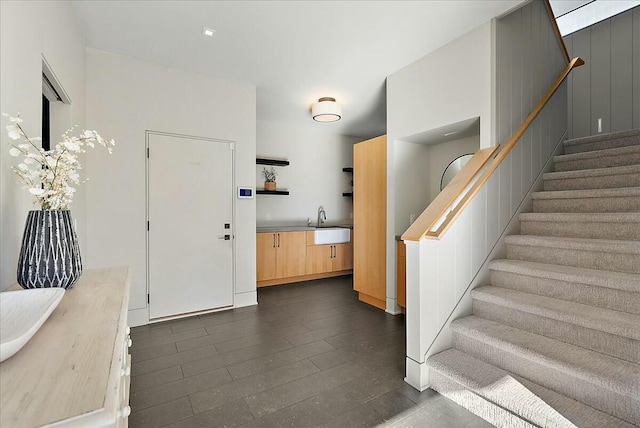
[1,267,132,427]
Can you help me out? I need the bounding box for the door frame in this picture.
[145,130,237,322]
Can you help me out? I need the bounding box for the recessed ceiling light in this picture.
[202,27,216,37]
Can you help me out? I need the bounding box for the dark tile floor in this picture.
[129,276,492,427]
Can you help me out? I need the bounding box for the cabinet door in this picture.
[306,245,333,274]
[276,232,307,278]
[333,243,353,271]
[354,135,387,301]
[257,233,277,281]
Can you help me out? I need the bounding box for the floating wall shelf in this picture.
[256,158,290,166]
[257,190,290,195]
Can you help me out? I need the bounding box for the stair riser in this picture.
[452,333,640,424]
[543,172,640,191]
[520,220,640,240]
[554,153,640,172]
[506,243,640,274]
[532,196,640,213]
[472,300,639,363]
[429,371,537,428]
[489,269,640,315]
[564,136,640,154]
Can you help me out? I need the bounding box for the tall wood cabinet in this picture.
[353,135,387,310]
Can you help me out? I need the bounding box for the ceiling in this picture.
[72,1,524,139]
[71,1,633,140]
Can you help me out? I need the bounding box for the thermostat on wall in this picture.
[237,187,254,199]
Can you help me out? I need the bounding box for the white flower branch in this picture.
[3,113,115,210]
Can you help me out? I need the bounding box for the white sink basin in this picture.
[0,288,65,362]
[314,227,350,245]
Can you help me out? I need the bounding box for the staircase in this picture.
[427,129,640,428]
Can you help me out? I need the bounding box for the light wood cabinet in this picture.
[257,230,353,287]
[276,232,307,278]
[333,243,353,271]
[1,268,131,428]
[306,244,334,274]
[305,242,353,274]
[257,231,306,283]
[257,232,278,281]
[354,135,387,310]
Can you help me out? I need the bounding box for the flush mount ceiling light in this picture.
[312,97,342,123]
[202,27,216,37]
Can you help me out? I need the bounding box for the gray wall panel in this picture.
[511,9,523,133]
[522,4,533,117]
[532,0,544,102]
[590,20,611,134]
[566,35,574,138]
[496,0,568,194]
[497,18,511,144]
[572,29,592,138]
[611,11,633,131]
[566,6,639,137]
[634,8,640,128]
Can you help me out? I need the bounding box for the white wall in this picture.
[84,49,256,324]
[403,0,570,391]
[428,135,480,202]
[256,120,360,226]
[393,135,481,239]
[386,21,495,311]
[0,1,86,290]
[392,141,431,234]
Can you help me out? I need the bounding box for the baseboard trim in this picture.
[128,307,149,327]
[235,290,257,308]
[257,270,352,288]
[405,357,430,391]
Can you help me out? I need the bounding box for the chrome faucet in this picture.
[317,206,326,228]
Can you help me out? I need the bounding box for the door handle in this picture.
[218,235,231,240]
[273,233,276,248]
[277,233,281,247]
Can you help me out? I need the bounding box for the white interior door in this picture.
[148,133,233,319]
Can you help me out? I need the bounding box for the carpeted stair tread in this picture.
[520,212,640,223]
[505,234,640,254]
[519,212,640,240]
[450,316,639,397]
[428,349,636,428]
[554,144,640,171]
[544,164,640,181]
[563,129,640,154]
[488,259,640,294]
[531,187,640,200]
[556,143,640,162]
[505,235,640,274]
[471,285,640,341]
[564,129,640,145]
[543,164,640,191]
[531,187,640,213]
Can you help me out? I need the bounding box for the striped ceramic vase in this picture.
[17,210,82,289]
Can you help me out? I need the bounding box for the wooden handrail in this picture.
[402,146,499,241]
[545,0,571,64]
[402,56,584,242]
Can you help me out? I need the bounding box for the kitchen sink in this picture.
[314,227,350,245]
